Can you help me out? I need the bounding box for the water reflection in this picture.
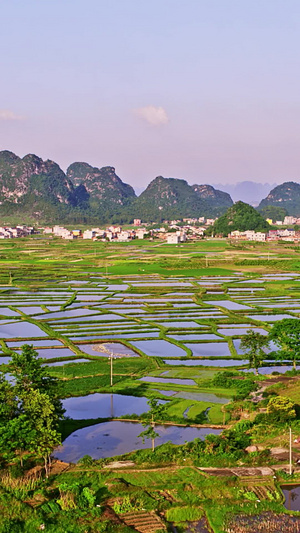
[62,393,153,419]
[54,421,221,462]
[282,485,300,511]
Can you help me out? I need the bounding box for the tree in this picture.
[269,319,300,370]
[266,396,296,423]
[240,330,270,375]
[138,398,165,452]
[21,388,62,476]
[0,345,64,474]
[8,343,64,419]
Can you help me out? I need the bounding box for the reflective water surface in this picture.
[54,421,221,462]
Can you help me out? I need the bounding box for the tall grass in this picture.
[0,472,41,499]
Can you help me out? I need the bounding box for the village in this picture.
[1,214,300,243]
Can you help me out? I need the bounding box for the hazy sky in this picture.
[1,0,300,188]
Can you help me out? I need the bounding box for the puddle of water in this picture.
[104,308,148,315]
[77,343,138,358]
[152,321,205,328]
[77,295,107,301]
[238,280,265,284]
[173,303,200,308]
[130,340,187,357]
[62,393,157,419]
[0,356,12,365]
[218,327,268,336]
[185,343,231,357]
[203,300,251,310]
[282,485,300,511]
[6,339,63,348]
[35,348,76,359]
[96,332,160,339]
[168,334,220,341]
[44,359,91,367]
[228,288,265,292]
[0,308,21,316]
[163,358,248,367]
[0,321,47,338]
[42,309,99,319]
[153,389,176,396]
[234,339,277,354]
[246,314,293,321]
[105,285,129,291]
[257,303,300,308]
[242,365,294,374]
[15,307,46,315]
[51,313,127,323]
[131,282,193,287]
[54,420,221,462]
[140,376,196,386]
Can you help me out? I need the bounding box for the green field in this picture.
[1,236,300,532]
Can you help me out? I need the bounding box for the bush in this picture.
[212,371,257,400]
[77,455,94,467]
[166,506,203,522]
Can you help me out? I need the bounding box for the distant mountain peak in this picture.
[66,162,136,207]
[259,181,300,216]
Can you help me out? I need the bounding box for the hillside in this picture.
[192,184,233,213]
[0,151,233,224]
[212,201,270,236]
[66,163,136,215]
[0,151,75,204]
[259,182,300,216]
[126,176,233,222]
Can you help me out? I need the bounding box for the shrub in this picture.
[166,506,203,522]
[77,455,94,467]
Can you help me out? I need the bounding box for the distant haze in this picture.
[212,181,279,206]
[135,181,279,206]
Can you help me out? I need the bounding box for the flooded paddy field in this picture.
[62,392,155,419]
[55,420,221,462]
[2,236,300,489]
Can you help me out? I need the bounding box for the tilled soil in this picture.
[226,512,300,532]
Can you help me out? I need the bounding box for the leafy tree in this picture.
[21,388,61,476]
[138,398,165,452]
[8,344,64,419]
[240,330,270,375]
[266,396,296,423]
[0,345,64,474]
[0,374,18,423]
[269,319,300,370]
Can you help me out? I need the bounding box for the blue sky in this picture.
[1,0,300,187]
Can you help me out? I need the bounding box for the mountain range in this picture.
[0,150,300,223]
[0,151,233,223]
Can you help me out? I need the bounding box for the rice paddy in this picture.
[1,235,300,462]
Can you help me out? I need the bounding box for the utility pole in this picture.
[289,426,293,475]
[109,354,113,387]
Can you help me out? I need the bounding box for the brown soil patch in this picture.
[50,460,70,476]
[121,510,166,533]
[226,512,300,532]
[102,506,123,524]
[199,467,274,477]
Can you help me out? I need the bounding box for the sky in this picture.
[1,0,300,189]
